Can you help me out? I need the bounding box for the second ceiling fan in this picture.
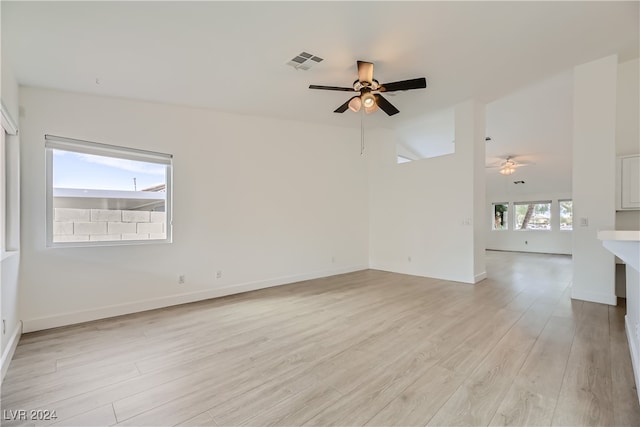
[309,60,427,116]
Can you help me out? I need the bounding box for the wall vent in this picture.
[287,52,323,70]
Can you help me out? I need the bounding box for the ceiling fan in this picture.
[486,156,534,175]
[309,60,427,116]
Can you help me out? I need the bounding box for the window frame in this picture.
[1,107,20,258]
[45,134,173,248]
[513,200,552,231]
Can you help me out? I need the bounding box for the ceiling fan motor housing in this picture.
[353,79,380,91]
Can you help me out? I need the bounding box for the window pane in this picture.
[47,137,172,246]
[492,203,508,230]
[559,200,573,231]
[514,202,551,230]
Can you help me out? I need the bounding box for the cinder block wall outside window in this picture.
[53,208,166,242]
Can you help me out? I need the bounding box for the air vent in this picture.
[287,52,323,70]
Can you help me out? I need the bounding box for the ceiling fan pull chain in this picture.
[361,110,365,155]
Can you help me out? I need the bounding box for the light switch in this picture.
[580,217,589,227]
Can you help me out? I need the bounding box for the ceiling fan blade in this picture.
[309,85,356,92]
[379,77,427,92]
[334,96,359,113]
[374,94,399,116]
[357,61,374,83]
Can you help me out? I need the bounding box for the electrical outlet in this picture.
[216,271,222,279]
[525,241,528,245]
[178,275,186,284]
[331,256,335,263]
[408,256,412,262]
[580,217,589,227]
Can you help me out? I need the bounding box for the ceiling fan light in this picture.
[361,92,375,108]
[348,96,362,112]
[499,167,515,175]
[364,102,379,114]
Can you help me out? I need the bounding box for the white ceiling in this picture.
[2,1,639,195]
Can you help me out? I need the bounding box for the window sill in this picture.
[46,239,172,249]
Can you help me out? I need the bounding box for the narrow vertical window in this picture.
[559,200,573,231]
[45,135,172,247]
[492,203,508,230]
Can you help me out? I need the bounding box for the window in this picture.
[559,200,573,231]
[492,203,508,230]
[45,135,172,247]
[514,201,551,231]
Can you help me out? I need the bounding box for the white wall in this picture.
[0,57,21,379]
[486,193,573,255]
[616,58,640,232]
[572,55,617,305]
[19,87,369,332]
[395,107,455,160]
[369,100,486,284]
[616,59,640,157]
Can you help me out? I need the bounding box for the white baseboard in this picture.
[368,263,477,284]
[474,272,488,283]
[1,321,22,382]
[625,315,640,405]
[22,264,368,333]
[570,288,617,306]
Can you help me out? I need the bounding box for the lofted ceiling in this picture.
[485,70,574,197]
[2,1,639,195]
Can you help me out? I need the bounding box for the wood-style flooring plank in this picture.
[551,301,615,426]
[609,301,640,427]
[489,315,576,426]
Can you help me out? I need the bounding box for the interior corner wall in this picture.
[368,100,485,284]
[572,55,617,305]
[18,87,369,332]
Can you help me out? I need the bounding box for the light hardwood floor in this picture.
[2,251,639,426]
